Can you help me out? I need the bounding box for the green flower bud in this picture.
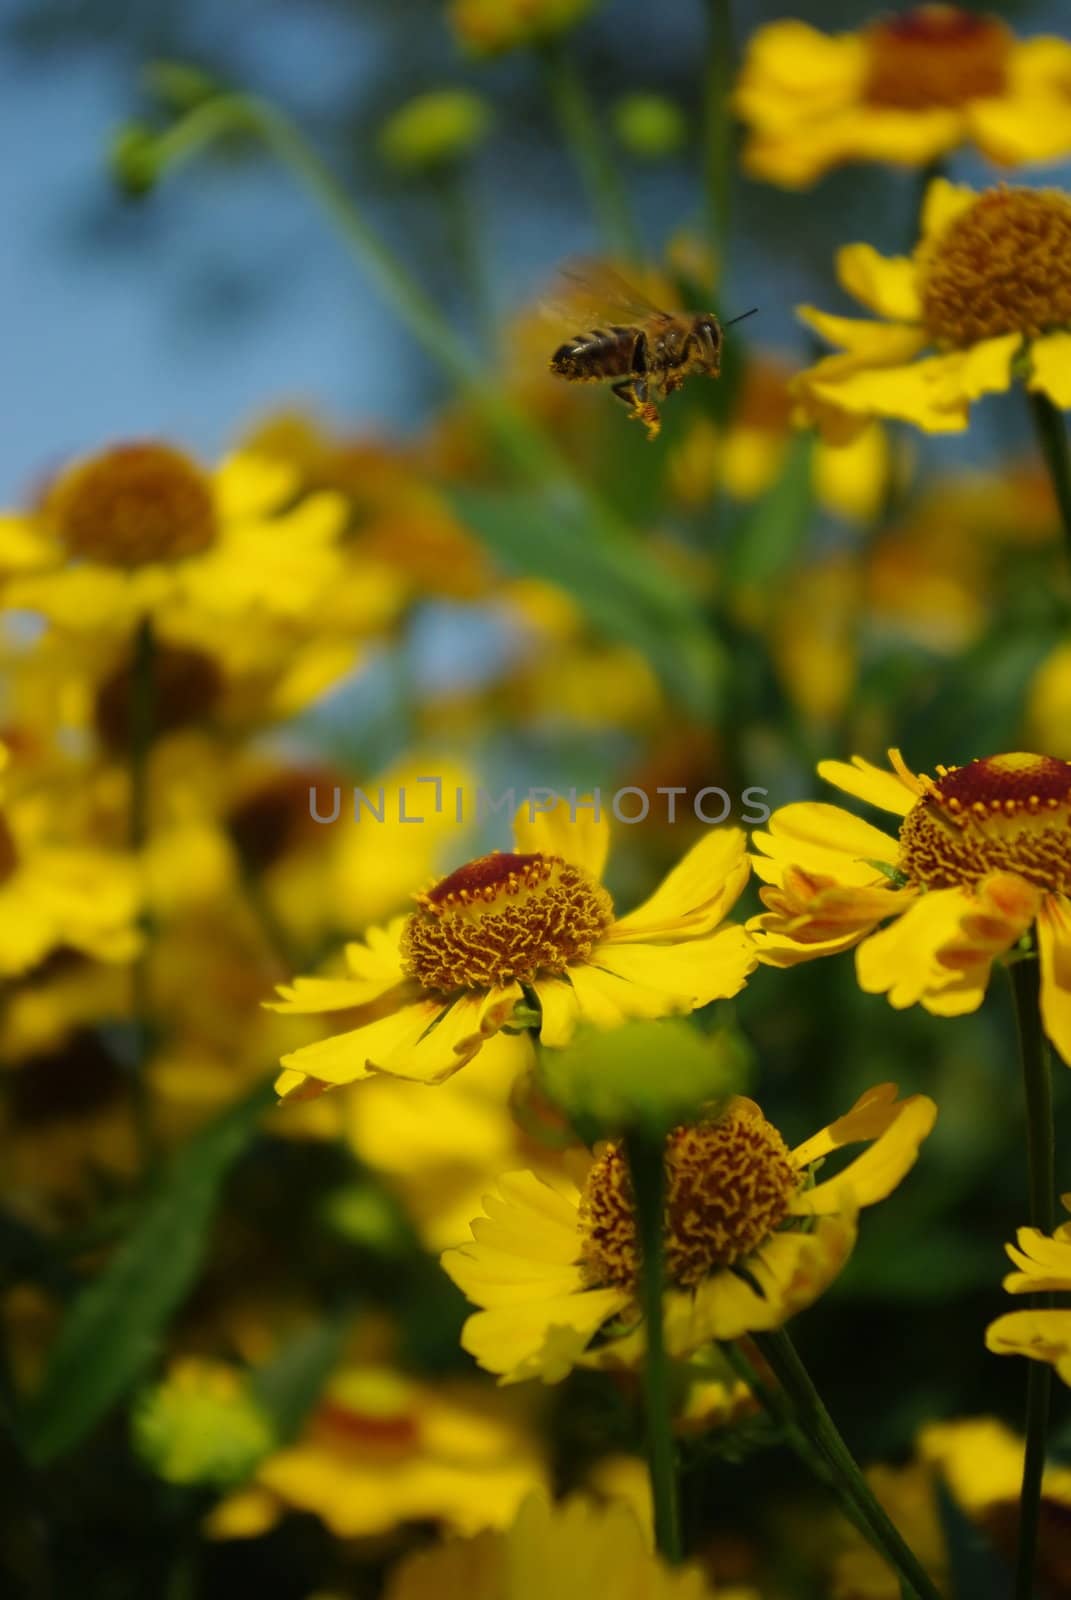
[321,1181,411,1255]
[132,1359,275,1489]
[109,125,160,199]
[378,90,492,173]
[612,93,687,160]
[539,1018,746,1140]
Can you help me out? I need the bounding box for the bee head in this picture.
[690,313,723,375]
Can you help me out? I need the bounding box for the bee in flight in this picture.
[547,261,754,441]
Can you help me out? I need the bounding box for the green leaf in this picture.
[723,431,814,591]
[250,1310,355,1445]
[448,486,724,719]
[22,1078,274,1465]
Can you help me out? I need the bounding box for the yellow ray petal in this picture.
[589,925,756,1007]
[370,988,523,1084]
[796,307,927,365]
[277,997,445,1087]
[1038,894,1071,1068]
[817,754,918,816]
[1028,332,1071,411]
[512,797,610,882]
[607,827,749,940]
[855,886,992,1011]
[791,1082,902,1168]
[751,801,899,881]
[986,1308,1071,1376]
[794,1093,936,1213]
[919,177,979,244]
[836,244,921,322]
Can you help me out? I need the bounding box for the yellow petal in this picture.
[1038,894,1071,1068]
[277,997,445,1087]
[1003,1225,1071,1294]
[817,754,918,816]
[369,988,523,1084]
[986,1309,1071,1380]
[803,353,973,433]
[919,177,979,244]
[607,827,749,941]
[512,796,610,883]
[791,1082,903,1168]
[586,924,757,1009]
[213,451,297,521]
[1028,332,1071,411]
[796,308,927,366]
[969,84,1071,165]
[459,1291,630,1385]
[925,334,1021,408]
[836,244,921,322]
[795,1093,937,1212]
[855,887,990,1011]
[813,422,890,523]
[751,801,900,883]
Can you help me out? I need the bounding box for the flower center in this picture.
[46,443,218,568]
[863,7,1010,110]
[578,1103,801,1292]
[920,188,1071,347]
[899,753,1071,893]
[401,850,613,992]
[94,644,223,752]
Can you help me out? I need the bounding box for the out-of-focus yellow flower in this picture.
[448,0,596,57]
[2,441,349,631]
[0,761,138,975]
[668,359,889,524]
[384,1493,755,1600]
[208,1366,548,1541]
[133,1358,275,1488]
[736,8,1071,189]
[793,180,1071,439]
[379,89,492,171]
[1029,644,1071,760]
[833,1417,1071,1598]
[986,1198,1071,1385]
[612,94,687,160]
[442,1083,933,1383]
[750,751,1071,1063]
[767,558,861,727]
[270,800,754,1099]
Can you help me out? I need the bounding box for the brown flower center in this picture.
[94,644,223,752]
[899,753,1071,893]
[864,7,1010,110]
[46,443,218,568]
[401,850,613,992]
[579,1103,801,1292]
[921,188,1071,347]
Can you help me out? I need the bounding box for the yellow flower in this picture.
[1029,642,1071,761]
[750,750,1071,1064]
[441,1083,934,1383]
[448,0,596,57]
[270,799,755,1098]
[793,179,1071,439]
[833,1417,1071,1598]
[207,1366,548,1541]
[1,440,348,631]
[0,774,138,976]
[383,1493,754,1600]
[735,8,1071,189]
[986,1197,1071,1386]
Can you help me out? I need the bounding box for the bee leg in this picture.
[610,378,661,442]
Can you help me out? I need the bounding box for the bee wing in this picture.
[541,258,675,329]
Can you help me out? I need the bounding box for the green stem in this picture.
[1009,957,1055,1600]
[439,165,496,358]
[701,0,734,280]
[1027,388,1071,567]
[753,1328,943,1600]
[540,40,640,263]
[624,1131,682,1564]
[129,616,158,1169]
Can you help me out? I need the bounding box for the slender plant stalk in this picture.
[1009,957,1055,1600]
[540,40,639,263]
[701,0,734,278]
[128,615,159,1168]
[439,165,496,358]
[624,1131,682,1564]
[1027,389,1071,566]
[753,1328,943,1600]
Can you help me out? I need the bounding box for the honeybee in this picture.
[547,262,755,441]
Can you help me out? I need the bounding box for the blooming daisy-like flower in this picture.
[270,800,755,1099]
[441,1083,935,1383]
[1,440,347,631]
[750,751,1071,1064]
[986,1198,1071,1386]
[384,1493,756,1600]
[735,8,1071,189]
[207,1365,548,1541]
[792,179,1071,439]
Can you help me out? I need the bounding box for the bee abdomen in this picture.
[550,326,639,383]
